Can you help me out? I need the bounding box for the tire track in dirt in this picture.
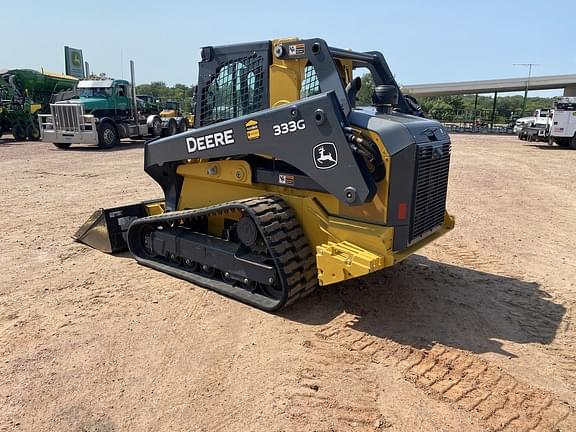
[545,307,576,394]
[315,313,576,432]
[433,242,519,277]
[150,288,246,432]
[278,332,382,431]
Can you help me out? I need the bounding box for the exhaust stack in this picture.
[130,60,138,121]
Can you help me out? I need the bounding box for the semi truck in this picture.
[39,61,180,149]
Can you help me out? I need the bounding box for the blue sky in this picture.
[2,0,574,96]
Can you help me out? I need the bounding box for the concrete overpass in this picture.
[402,74,576,97]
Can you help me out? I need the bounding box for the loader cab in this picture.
[195,42,269,127]
[160,101,182,118]
[194,38,419,130]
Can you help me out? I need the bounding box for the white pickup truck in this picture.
[517,108,554,142]
[514,115,535,136]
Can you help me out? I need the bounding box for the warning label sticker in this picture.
[288,43,305,56]
[278,174,295,186]
[245,119,261,140]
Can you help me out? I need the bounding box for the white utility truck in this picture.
[549,97,576,149]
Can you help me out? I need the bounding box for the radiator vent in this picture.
[410,141,451,242]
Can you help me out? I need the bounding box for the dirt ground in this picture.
[1,134,575,432]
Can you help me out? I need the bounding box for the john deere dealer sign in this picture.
[64,46,85,79]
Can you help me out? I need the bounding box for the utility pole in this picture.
[513,63,539,117]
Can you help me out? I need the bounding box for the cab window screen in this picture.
[200,54,265,126]
[300,64,320,98]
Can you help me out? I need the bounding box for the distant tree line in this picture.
[357,73,556,123]
[135,76,557,124]
[417,94,556,120]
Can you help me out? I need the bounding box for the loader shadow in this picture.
[51,139,146,152]
[283,255,565,357]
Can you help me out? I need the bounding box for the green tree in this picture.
[418,94,557,123]
[357,73,375,106]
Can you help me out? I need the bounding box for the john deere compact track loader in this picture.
[75,38,454,311]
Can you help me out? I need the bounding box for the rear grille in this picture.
[409,141,451,242]
[51,104,84,132]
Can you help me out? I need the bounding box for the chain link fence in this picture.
[425,109,518,134]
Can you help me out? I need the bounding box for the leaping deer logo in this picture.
[313,143,338,169]
[317,146,336,164]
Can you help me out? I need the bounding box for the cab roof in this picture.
[78,80,114,88]
[78,79,130,88]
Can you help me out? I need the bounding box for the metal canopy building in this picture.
[402,74,576,97]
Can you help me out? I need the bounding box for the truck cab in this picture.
[76,79,131,117]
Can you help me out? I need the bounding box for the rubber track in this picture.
[126,196,317,311]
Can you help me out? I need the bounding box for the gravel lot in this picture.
[1,134,575,431]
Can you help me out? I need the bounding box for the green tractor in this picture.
[0,69,77,140]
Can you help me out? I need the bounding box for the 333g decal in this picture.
[272,119,306,136]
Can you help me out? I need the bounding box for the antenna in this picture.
[513,63,540,116]
[513,63,540,79]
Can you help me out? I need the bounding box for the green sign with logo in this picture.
[64,46,85,79]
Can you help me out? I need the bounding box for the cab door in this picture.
[115,84,130,116]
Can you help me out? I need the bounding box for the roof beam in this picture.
[401,74,576,97]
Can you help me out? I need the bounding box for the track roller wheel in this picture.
[200,264,216,277]
[183,258,197,272]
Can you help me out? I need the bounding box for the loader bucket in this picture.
[73,200,164,253]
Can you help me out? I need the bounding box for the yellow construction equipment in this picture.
[159,100,188,135]
[76,38,454,311]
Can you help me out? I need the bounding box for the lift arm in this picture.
[144,91,377,211]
